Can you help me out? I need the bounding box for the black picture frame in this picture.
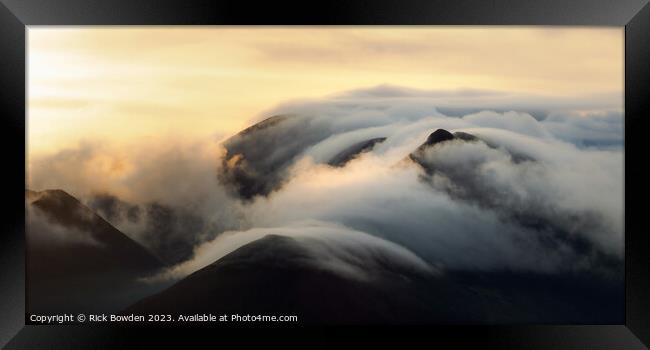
[1,0,648,348]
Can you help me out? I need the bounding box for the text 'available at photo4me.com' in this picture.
[28,313,299,324]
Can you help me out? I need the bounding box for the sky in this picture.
[28,27,623,156]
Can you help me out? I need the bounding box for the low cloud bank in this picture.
[28,85,624,280]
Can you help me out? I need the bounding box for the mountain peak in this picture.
[26,188,74,204]
[408,129,480,172]
[424,129,455,146]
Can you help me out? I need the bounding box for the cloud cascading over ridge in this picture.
[27,86,624,280]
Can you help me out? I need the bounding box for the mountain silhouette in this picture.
[125,234,622,324]
[26,189,164,314]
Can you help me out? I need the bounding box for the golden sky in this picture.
[28,27,623,155]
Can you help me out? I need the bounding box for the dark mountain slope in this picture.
[28,189,161,271]
[126,235,622,324]
[218,115,322,199]
[126,235,464,324]
[26,189,164,314]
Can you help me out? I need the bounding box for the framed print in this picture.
[0,0,648,348]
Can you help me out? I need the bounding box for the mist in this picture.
[27,85,624,281]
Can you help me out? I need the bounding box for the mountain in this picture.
[219,115,317,199]
[26,189,164,314]
[125,234,622,324]
[126,235,462,323]
[128,124,621,323]
[218,115,387,199]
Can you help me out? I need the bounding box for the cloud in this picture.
[461,110,553,138]
[413,131,623,257]
[265,85,621,119]
[540,110,624,148]
[240,149,620,273]
[28,85,624,283]
[28,137,245,264]
[220,86,622,199]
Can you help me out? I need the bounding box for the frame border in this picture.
[1,0,648,348]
